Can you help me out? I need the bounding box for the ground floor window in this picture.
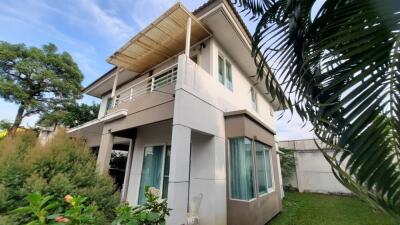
[229,137,274,201]
[138,145,171,204]
[255,142,274,194]
[229,137,255,200]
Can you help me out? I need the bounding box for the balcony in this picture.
[107,63,178,115]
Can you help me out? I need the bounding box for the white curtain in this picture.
[229,138,255,200]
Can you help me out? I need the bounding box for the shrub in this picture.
[0,130,120,224]
[112,187,171,225]
[279,148,296,181]
[13,192,98,225]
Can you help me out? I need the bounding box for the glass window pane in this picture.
[229,137,255,200]
[265,149,274,189]
[106,98,113,111]
[138,146,164,204]
[218,55,225,84]
[162,145,171,199]
[251,88,257,111]
[255,142,268,194]
[226,61,233,91]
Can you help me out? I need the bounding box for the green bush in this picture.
[0,131,120,224]
[279,148,296,181]
[13,192,98,225]
[112,186,171,225]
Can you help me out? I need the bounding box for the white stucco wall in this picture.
[126,120,173,205]
[211,40,276,130]
[280,139,351,194]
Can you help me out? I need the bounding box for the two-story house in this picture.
[68,1,285,225]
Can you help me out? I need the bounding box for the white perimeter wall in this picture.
[280,139,351,194]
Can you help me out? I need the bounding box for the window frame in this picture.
[138,143,170,204]
[218,54,233,91]
[228,137,257,202]
[255,141,275,196]
[251,87,258,112]
[265,148,275,193]
[228,137,275,202]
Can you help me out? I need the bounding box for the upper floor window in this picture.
[218,55,233,91]
[251,87,257,111]
[106,97,113,112]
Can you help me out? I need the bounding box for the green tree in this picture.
[0,42,83,134]
[235,0,400,221]
[37,103,99,128]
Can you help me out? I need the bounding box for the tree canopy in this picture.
[235,0,400,221]
[37,103,99,128]
[0,42,83,132]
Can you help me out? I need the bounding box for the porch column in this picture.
[121,139,134,202]
[97,132,114,175]
[185,17,192,57]
[167,124,191,225]
[111,67,120,107]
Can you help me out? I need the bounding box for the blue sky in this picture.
[0,0,314,140]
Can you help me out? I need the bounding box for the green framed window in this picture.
[226,61,233,91]
[229,137,255,200]
[218,54,233,91]
[106,98,113,112]
[218,55,225,84]
[138,145,171,204]
[255,142,274,194]
[251,87,257,111]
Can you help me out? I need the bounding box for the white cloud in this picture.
[79,0,134,44]
[276,110,314,141]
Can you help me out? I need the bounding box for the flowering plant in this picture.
[112,186,171,225]
[12,193,97,225]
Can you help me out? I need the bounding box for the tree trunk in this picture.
[10,105,25,136]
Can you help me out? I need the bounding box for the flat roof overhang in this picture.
[107,3,212,73]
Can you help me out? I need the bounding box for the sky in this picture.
[0,0,314,141]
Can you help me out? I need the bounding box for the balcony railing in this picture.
[113,63,178,108]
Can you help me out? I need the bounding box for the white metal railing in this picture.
[113,63,177,108]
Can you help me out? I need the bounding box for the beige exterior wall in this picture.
[225,114,282,225]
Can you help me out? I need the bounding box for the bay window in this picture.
[229,137,274,201]
[255,142,274,194]
[229,137,255,200]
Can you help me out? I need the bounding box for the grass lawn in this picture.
[268,192,395,225]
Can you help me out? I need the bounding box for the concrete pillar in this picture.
[167,124,191,225]
[121,139,134,202]
[97,132,114,175]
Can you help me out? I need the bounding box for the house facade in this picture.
[68,1,284,224]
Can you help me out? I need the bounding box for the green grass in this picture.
[268,192,396,225]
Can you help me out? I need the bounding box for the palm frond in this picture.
[234,0,400,220]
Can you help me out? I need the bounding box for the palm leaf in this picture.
[234,0,400,220]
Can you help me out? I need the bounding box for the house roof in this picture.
[107,3,211,73]
[193,0,253,43]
